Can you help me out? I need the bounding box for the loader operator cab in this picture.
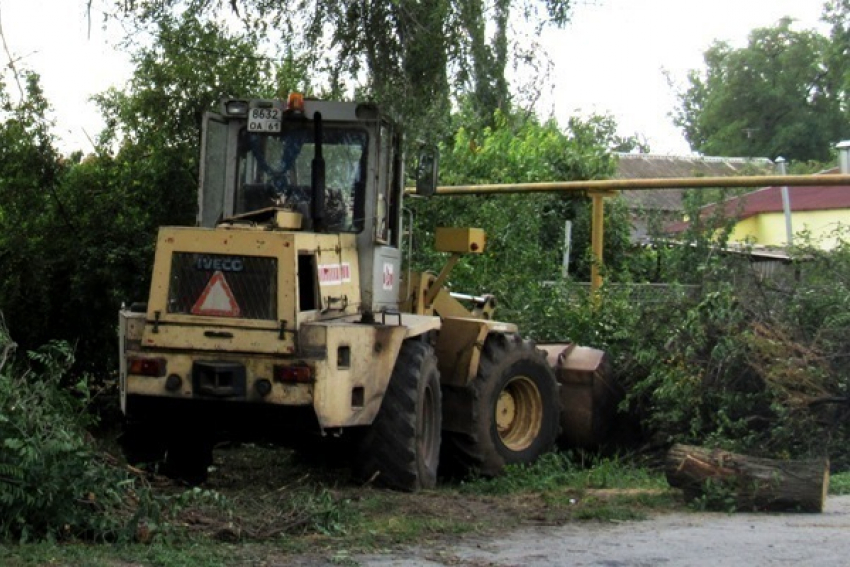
[197,93,428,316]
[235,123,367,232]
[199,93,417,240]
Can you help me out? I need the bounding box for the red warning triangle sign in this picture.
[191,271,242,317]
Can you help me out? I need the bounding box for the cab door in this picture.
[198,112,241,227]
[370,122,404,311]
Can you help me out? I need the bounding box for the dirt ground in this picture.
[112,443,846,566]
[349,495,850,567]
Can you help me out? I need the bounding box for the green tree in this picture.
[0,13,297,372]
[112,0,572,139]
[823,1,850,124]
[408,108,631,339]
[96,11,285,154]
[0,73,65,356]
[674,17,845,161]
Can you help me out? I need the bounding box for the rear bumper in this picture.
[119,311,422,431]
[123,350,315,405]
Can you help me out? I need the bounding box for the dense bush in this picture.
[0,338,138,541]
[0,15,289,376]
[403,111,850,466]
[407,108,632,309]
[537,230,850,467]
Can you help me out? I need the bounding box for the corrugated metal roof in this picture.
[615,153,774,212]
[615,153,773,179]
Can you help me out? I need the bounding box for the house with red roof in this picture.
[666,168,850,250]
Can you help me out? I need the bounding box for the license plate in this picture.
[248,107,282,132]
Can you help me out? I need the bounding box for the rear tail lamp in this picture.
[128,357,167,377]
[273,364,313,384]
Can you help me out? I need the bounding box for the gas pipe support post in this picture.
[590,191,616,294]
[417,173,850,296]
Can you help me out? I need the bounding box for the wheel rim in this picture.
[417,382,439,467]
[495,375,543,452]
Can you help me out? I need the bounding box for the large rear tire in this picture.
[443,333,559,477]
[357,339,442,491]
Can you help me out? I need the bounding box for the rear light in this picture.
[128,357,167,377]
[274,364,313,384]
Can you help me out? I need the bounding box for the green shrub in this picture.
[0,340,137,541]
[460,451,665,495]
[588,229,850,465]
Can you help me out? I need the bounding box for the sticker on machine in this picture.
[318,263,351,286]
[382,262,395,291]
[191,271,242,317]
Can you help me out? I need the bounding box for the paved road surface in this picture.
[354,495,850,566]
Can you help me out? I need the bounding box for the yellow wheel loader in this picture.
[118,94,613,490]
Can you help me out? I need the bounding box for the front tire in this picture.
[358,340,442,491]
[443,333,559,477]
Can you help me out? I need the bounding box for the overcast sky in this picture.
[0,0,830,155]
[539,0,827,154]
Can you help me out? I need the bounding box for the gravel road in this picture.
[354,495,850,566]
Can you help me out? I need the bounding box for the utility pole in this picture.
[776,157,793,247]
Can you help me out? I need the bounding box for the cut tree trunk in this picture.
[665,444,829,513]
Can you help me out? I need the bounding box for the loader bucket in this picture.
[539,343,621,448]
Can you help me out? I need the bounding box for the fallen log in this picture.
[665,444,829,513]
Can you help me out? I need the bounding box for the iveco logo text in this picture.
[194,255,245,272]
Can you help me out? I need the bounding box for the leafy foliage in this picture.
[0,73,67,360]
[0,340,137,541]
[565,214,850,466]
[112,0,573,142]
[408,108,632,337]
[829,471,850,494]
[0,15,296,374]
[674,17,844,161]
[824,0,850,127]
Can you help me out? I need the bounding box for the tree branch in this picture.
[0,4,24,101]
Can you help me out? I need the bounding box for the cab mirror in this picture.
[416,146,439,196]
